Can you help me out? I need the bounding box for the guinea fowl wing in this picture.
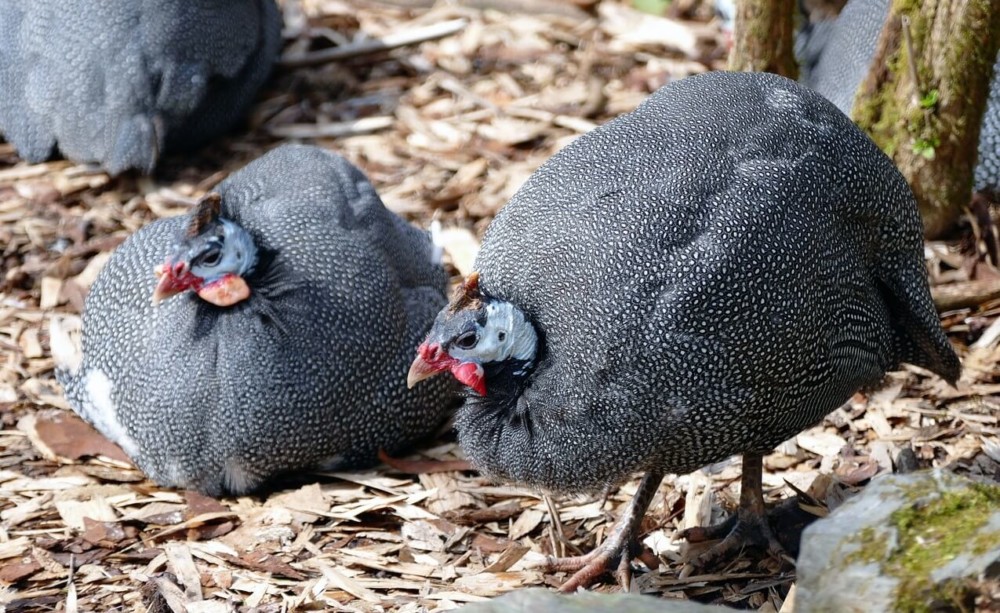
[0,1,53,163]
[155,0,283,157]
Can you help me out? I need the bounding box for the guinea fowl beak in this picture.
[407,343,487,396]
[152,263,186,305]
[151,263,250,307]
[407,343,449,388]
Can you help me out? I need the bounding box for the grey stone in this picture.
[796,469,1000,612]
[460,589,729,612]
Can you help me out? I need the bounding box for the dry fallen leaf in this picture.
[21,410,132,464]
[0,557,43,583]
[795,430,848,458]
[54,495,117,531]
[0,1,994,611]
[508,508,545,541]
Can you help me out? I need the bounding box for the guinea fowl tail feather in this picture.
[877,254,961,385]
[107,114,161,176]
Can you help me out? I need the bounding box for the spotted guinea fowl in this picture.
[804,0,1000,194]
[53,144,453,496]
[0,0,281,175]
[407,71,960,590]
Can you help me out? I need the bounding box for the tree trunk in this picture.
[852,0,1000,239]
[727,0,799,79]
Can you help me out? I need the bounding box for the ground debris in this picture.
[1,0,996,611]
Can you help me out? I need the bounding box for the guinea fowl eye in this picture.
[199,248,222,267]
[455,331,478,350]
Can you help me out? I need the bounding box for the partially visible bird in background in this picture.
[713,0,847,80]
[802,0,1000,197]
[0,0,283,175]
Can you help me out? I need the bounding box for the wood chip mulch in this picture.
[1,1,998,611]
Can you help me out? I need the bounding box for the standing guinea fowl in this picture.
[53,145,453,496]
[0,0,282,175]
[407,71,960,590]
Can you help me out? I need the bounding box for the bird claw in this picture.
[542,550,599,573]
[535,472,664,592]
[543,540,632,592]
[681,507,785,567]
[680,513,739,544]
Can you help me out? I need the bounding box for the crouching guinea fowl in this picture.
[0,0,282,175]
[55,144,453,496]
[407,71,960,590]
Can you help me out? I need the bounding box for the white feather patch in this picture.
[223,457,260,494]
[430,220,481,276]
[83,370,139,457]
[49,315,83,375]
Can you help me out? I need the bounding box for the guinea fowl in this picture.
[54,145,453,496]
[407,71,960,590]
[0,0,282,175]
[804,0,1000,193]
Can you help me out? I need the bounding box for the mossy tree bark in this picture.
[727,0,799,79]
[851,0,1000,239]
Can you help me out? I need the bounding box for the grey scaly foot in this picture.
[681,453,784,566]
[542,471,664,592]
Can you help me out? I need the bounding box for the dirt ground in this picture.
[1,1,998,611]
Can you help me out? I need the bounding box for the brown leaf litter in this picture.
[1,0,998,611]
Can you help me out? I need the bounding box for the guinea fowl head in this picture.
[152,193,258,307]
[407,272,537,397]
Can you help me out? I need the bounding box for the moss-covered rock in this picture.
[796,469,1000,612]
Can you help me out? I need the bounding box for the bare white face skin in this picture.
[188,218,257,281]
[447,301,538,365]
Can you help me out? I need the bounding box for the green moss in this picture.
[852,85,901,157]
[845,482,1000,613]
[852,2,956,166]
[631,0,670,16]
[893,483,1000,556]
[843,526,889,566]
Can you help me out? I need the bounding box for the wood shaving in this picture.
[1,1,996,610]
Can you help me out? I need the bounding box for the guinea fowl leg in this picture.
[544,470,665,592]
[681,453,784,566]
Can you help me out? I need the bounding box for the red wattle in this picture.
[452,361,486,396]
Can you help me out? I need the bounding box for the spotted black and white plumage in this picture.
[0,0,282,175]
[804,0,1000,193]
[979,60,1000,194]
[56,145,453,496]
[415,71,959,493]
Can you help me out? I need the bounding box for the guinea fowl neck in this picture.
[479,356,535,407]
